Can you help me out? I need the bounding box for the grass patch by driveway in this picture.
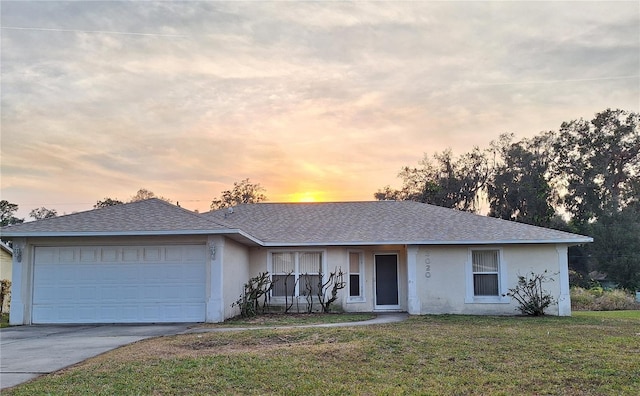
[5,313,639,395]
[0,313,8,328]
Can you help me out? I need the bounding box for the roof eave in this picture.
[1,229,592,248]
[259,237,594,247]
[0,228,265,245]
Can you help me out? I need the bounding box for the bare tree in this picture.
[210,179,267,210]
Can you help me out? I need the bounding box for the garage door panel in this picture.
[161,285,183,299]
[121,248,140,261]
[143,247,162,261]
[183,285,206,299]
[182,265,206,280]
[33,245,206,324]
[146,303,205,322]
[77,265,98,281]
[58,248,77,262]
[80,248,99,262]
[33,286,61,303]
[77,286,99,301]
[184,246,206,261]
[35,247,56,264]
[77,307,98,321]
[101,248,119,262]
[99,285,138,300]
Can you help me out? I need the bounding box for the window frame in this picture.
[465,247,509,304]
[267,249,327,298]
[347,250,365,303]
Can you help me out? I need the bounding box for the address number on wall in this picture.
[425,250,432,278]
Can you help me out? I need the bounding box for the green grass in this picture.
[5,313,640,395]
[203,312,377,327]
[0,313,8,328]
[573,310,640,320]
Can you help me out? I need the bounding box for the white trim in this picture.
[373,252,401,310]
[258,238,593,247]
[556,244,571,316]
[9,238,27,325]
[1,231,592,248]
[0,229,264,244]
[346,250,365,303]
[207,235,225,323]
[465,247,510,304]
[406,246,420,314]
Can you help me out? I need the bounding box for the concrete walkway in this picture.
[0,313,408,390]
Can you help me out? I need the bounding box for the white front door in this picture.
[32,245,206,324]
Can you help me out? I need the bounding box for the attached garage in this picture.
[32,244,207,324]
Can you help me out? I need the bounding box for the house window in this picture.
[270,251,323,297]
[466,248,508,304]
[472,250,500,296]
[348,251,364,301]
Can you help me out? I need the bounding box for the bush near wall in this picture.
[571,287,640,311]
[0,279,10,314]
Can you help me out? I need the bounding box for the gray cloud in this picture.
[1,1,638,215]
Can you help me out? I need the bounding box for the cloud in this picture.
[1,1,638,216]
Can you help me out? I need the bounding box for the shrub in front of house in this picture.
[0,279,10,314]
[571,287,640,311]
[504,271,557,316]
[570,287,596,310]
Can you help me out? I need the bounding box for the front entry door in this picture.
[375,253,399,309]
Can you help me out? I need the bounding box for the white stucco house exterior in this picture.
[0,199,592,325]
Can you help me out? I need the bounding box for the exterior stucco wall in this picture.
[1,248,12,281]
[221,237,250,320]
[248,247,268,277]
[413,244,565,316]
[247,245,408,313]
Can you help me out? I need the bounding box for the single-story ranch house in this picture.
[0,199,592,325]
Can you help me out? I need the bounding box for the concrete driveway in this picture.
[0,323,192,390]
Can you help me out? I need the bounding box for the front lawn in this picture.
[572,310,640,320]
[5,313,639,395]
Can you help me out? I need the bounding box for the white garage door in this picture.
[33,245,207,324]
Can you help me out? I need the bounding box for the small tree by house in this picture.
[317,267,346,313]
[504,271,557,316]
[232,272,274,317]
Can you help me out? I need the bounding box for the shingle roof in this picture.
[0,199,232,237]
[204,201,592,245]
[1,199,591,246]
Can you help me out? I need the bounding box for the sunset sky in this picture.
[2,1,639,219]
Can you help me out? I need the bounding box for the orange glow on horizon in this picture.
[289,191,320,203]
